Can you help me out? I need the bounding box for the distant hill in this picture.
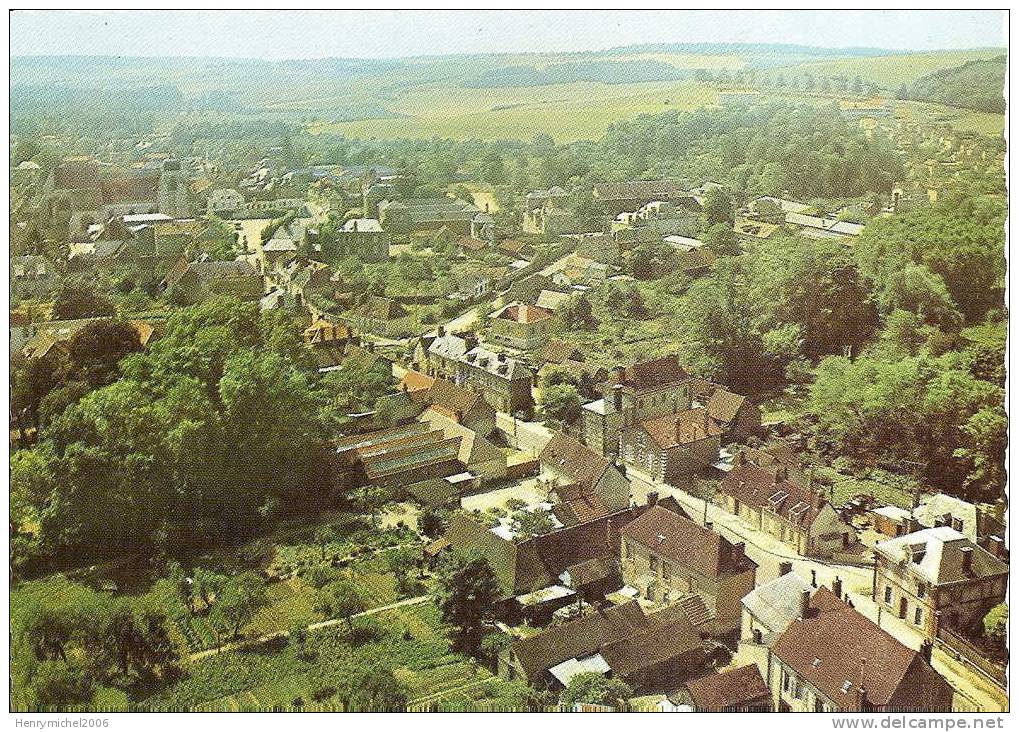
[905,56,1005,114]
[10,44,1006,141]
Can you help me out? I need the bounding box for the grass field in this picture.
[780,48,1004,89]
[298,46,1005,142]
[310,80,717,141]
[896,100,1004,137]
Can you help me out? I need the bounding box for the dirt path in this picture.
[189,595,430,662]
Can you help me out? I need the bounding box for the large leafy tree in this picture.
[560,672,632,708]
[51,279,115,320]
[66,319,143,387]
[208,572,268,642]
[434,556,499,656]
[26,297,331,561]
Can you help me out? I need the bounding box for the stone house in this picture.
[11,255,59,300]
[593,180,686,217]
[740,566,820,647]
[458,345,534,415]
[873,527,1008,638]
[620,502,757,637]
[664,664,772,712]
[619,408,722,486]
[501,600,709,694]
[767,588,953,712]
[488,302,557,351]
[539,433,631,523]
[162,257,263,304]
[717,460,855,559]
[580,356,693,458]
[702,388,761,443]
[207,187,246,214]
[443,504,656,609]
[912,492,1005,552]
[334,218,390,262]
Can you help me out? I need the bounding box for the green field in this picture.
[310,80,717,142]
[780,48,1005,89]
[896,100,1004,137]
[147,602,517,711]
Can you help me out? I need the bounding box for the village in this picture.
[8,26,1008,714]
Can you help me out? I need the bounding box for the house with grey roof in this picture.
[874,526,1008,639]
[740,568,816,647]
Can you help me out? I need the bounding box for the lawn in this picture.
[758,389,810,426]
[145,602,515,711]
[815,466,919,510]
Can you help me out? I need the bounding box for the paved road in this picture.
[229,217,274,257]
[625,467,1008,712]
[189,595,430,662]
[495,412,554,455]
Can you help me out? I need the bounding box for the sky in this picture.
[9,10,1007,60]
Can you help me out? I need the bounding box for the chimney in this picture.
[437,325,446,337]
[960,546,974,575]
[779,561,793,576]
[832,576,843,600]
[919,640,933,664]
[612,383,623,412]
[989,536,1005,558]
[352,219,358,232]
[485,202,490,213]
[612,364,625,384]
[498,352,507,363]
[810,569,817,588]
[705,521,713,532]
[647,491,659,507]
[798,589,811,620]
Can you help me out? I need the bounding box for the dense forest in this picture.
[903,56,1006,113]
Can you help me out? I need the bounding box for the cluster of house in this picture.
[342,347,1002,712]
[435,474,994,712]
[742,196,866,240]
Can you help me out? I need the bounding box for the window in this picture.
[661,562,670,580]
[646,586,655,602]
[884,586,893,604]
[649,555,659,572]
[952,517,963,532]
[917,584,926,599]
[624,541,633,560]
[914,607,923,626]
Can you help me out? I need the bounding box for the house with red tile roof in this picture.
[489,301,558,351]
[619,407,722,485]
[539,433,631,521]
[665,664,772,712]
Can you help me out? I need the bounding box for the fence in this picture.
[936,625,1007,688]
